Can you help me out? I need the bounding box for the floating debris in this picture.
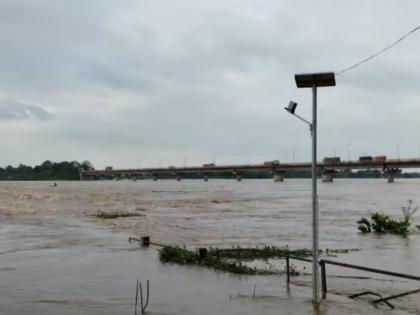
[95,211,145,219]
[209,246,312,260]
[326,248,360,254]
[158,245,309,275]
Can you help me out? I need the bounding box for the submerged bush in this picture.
[402,200,418,221]
[357,217,371,233]
[159,246,197,265]
[357,200,417,236]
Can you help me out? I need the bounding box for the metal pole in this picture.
[320,260,327,299]
[311,85,319,303]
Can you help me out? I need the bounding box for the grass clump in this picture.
[95,211,145,219]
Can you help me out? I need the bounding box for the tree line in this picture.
[0,160,94,180]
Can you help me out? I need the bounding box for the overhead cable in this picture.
[336,24,420,75]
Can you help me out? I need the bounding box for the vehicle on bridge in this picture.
[374,155,387,162]
[168,166,176,169]
[105,166,113,171]
[359,156,373,162]
[323,157,340,164]
[263,160,280,166]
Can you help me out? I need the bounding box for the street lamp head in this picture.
[284,101,311,127]
[295,72,335,88]
[285,101,298,114]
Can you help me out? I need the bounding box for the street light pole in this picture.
[311,85,319,303]
[290,72,335,304]
[347,144,351,161]
[395,142,400,159]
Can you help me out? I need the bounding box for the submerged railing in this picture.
[129,236,420,309]
[286,256,420,309]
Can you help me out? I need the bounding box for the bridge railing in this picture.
[80,158,420,175]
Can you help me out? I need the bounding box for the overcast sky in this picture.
[1,0,420,168]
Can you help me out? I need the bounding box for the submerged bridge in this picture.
[80,158,420,183]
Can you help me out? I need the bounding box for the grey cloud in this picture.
[0,99,52,121]
[1,1,420,167]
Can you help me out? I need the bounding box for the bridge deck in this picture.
[81,158,420,178]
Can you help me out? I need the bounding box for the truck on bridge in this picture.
[374,155,387,162]
[359,156,373,162]
[263,160,280,166]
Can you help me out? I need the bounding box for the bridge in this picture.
[80,158,420,183]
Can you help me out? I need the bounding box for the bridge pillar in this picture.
[81,174,95,181]
[232,171,242,181]
[176,176,181,182]
[203,174,209,182]
[322,170,334,183]
[273,171,285,182]
[384,168,400,183]
[153,175,158,181]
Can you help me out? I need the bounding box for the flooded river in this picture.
[1,179,420,314]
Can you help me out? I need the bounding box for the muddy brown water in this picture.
[1,179,419,314]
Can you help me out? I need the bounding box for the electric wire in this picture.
[336,24,420,76]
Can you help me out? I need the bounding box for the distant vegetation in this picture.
[0,160,94,180]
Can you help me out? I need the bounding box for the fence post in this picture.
[286,256,290,289]
[320,260,327,299]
